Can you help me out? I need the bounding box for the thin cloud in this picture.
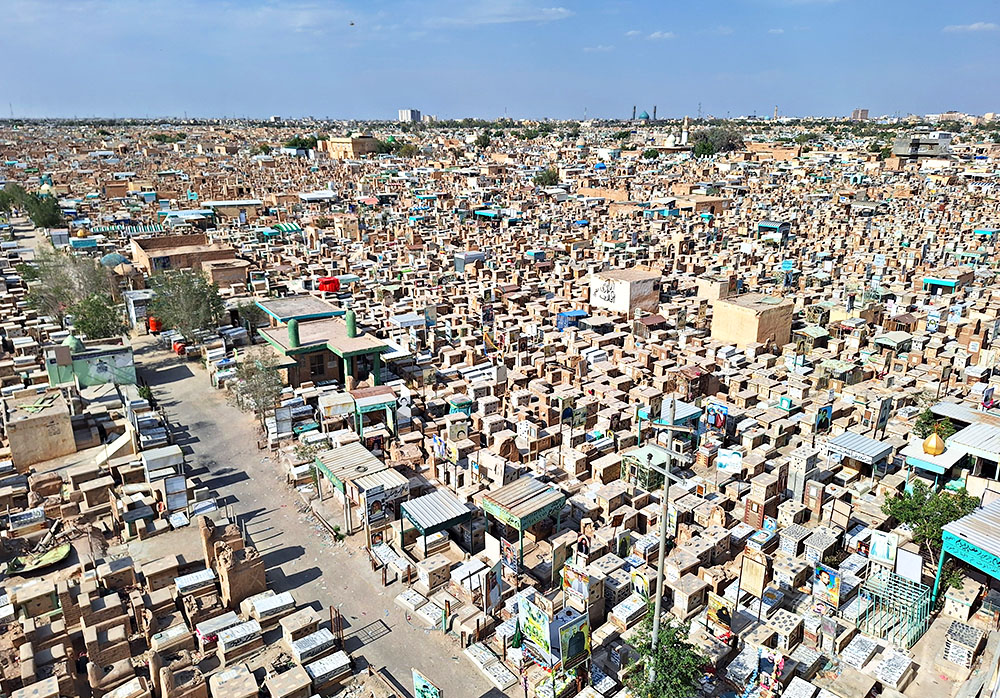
[427,3,574,27]
[583,44,614,52]
[943,21,998,32]
[648,30,676,40]
[625,29,641,36]
[768,28,785,34]
[714,25,734,35]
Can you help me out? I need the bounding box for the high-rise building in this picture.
[851,108,869,121]
[398,109,421,123]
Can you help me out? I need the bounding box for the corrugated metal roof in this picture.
[826,431,892,465]
[400,489,472,534]
[944,499,1000,559]
[315,442,385,485]
[948,422,1000,460]
[353,467,409,493]
[932,402,1000,428]
[483,476,564,521]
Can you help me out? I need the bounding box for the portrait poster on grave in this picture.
[517,595,552,660]
[563,562,590,603]
[813,563,842,609]
[558,615,591,671]
[501,538,519,573]
[814,405,833,434]
[707,591,735,631]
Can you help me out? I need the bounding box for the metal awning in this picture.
[482,477,566,530]
[90,223,164,235]
[937,499,1000,602]
[353,468,410,495]
[826,431,892,465]
[350,385,396,412]
[948,422,1000,461]
[314,442,385,492]
[318,391,354,418]
[389,313,425,328]
[400,490,472,536]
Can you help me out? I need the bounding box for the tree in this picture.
[230,348,285,428]
[149,271,225,341]
[236,301,267,342]
[283,135,318,149]
[25,246,115,324]
[913,409,956,439]
[533,168,560,186]
[690,127,744,157]
[625,610,706,698]
[26,195,64,228]
[641,149,660,159]
[3,183,64,228]
[474,133,491,148]
[70,293,128,339]
[397,143,419,157]
[693,140,715,157]
[882,481,978,569]
[150,132,186,143]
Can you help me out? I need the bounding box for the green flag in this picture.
[511,617,523,649]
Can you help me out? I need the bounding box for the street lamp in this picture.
[636,397,695,661]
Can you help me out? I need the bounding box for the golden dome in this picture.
[923,432,946,456]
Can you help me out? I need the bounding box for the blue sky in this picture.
[3,0,998,120]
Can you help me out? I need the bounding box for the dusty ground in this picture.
[134,338,513,697]
[5,216,510,695]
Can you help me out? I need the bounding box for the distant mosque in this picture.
[630,107,692,152]
[630,105,657,122]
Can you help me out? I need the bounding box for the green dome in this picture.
[62,335,85,353]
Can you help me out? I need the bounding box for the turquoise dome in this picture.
[101,253,129,267]
[62,335,85,353]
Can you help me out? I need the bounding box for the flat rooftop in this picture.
[257,295,338,322]
[261,317,387,357]
[595,268,661,282]
[143,243,232,256]
[720,293,794,311]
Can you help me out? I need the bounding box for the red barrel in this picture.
[148,316,162,332]
[317,276,340,293]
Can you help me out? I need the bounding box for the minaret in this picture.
[653,106,657,121]
[773,105,779,120]
[632,105,637,121]
[681,115,689,145]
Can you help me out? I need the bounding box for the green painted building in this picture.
[44,336,137,387]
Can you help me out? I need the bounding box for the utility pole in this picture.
[651,396,675,654]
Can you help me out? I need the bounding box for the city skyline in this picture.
[3,0,998,120]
